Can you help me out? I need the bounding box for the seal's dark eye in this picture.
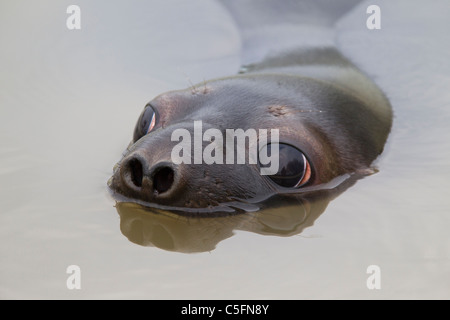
[133,104,157,143]
[259,143,311,188]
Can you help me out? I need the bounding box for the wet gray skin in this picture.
[108,48,392,214]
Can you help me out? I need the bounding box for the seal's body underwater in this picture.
[108,47,392,213]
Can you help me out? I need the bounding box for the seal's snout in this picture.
[119,155,175,197]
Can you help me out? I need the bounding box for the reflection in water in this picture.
[115,173,362,253]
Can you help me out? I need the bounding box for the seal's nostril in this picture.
[153,167,174,194]
[127,158,143,188]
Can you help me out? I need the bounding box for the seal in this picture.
[117,171,361,253]
[108,47,392,214]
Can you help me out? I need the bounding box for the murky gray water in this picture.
[1,0,449,299]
